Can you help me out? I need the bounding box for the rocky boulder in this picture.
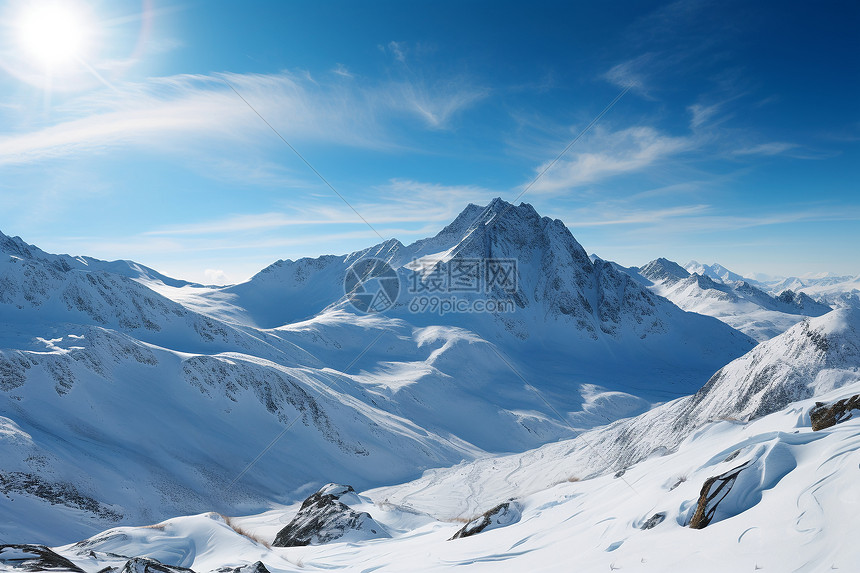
[272,484,389,547]
[450,501,522,540]
[811,394,860,431]
[119,557,196,573]
[689,460,753,529]
[639,512,666,530]
[213,562,270,573]
[0,545,85,572]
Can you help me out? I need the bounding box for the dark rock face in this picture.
[119,557,195,573]
[0,544,85,572]
[640,512,666,530]
[449,501,522,540]
[811,394,860,431]
[0,472,122,521]
[213,561,270,573]
[272,484,388,547]
[689,461,753,529]
[776,290,831,316]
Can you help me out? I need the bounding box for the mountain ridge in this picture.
[0,200,755,544]
[618,256,832,341]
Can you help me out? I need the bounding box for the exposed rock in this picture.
[689,460,753,529]
[776,289,832,316]
[120,557,195,573]
[639,512,666,530]
[213,561,270,573]
[449,501,522,540]
[0,472,122,521]
[810,394,860,431]
[0,544,85,572]
[272,484,389,547]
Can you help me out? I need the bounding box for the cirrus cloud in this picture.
[0,69,488,166]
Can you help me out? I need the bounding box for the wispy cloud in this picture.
[331,63,354,78]
[0,69,487,166]
[603,54,655,96]
[384,41,408,63]
[143,212,343,236]
[563,204,711,227]
[731,142,798,156]
[527,126,692,193]
[688,102,723,128]
[204,268,230,284]
[562,203,860,236]
[366,180,499,223]
[386,79,488,129]
[144,179,499,238]
[0,72,375,165]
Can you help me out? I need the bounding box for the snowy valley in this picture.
[1,200,859,572]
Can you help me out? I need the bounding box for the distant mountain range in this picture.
[603,256,834,341]
[684,259,860,311]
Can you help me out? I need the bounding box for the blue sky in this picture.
[0,0,857,283]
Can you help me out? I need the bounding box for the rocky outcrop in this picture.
[810,394,860,431]
[639,512,666,530]
[688,460,753,529]
[776,289,832,316]
[449,501,522,540]
[0,544,86,572]
[119,557,196,573]
[272,484,389,547]
[0,472,122,521]
[213,562,270,573]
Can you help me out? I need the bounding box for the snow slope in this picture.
[24,309,860,572]
[0,201,754,545]
[369,307,860,517]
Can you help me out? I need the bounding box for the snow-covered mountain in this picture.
[368,307,860,514]
[685,260,748,283]
[765,274,860,310]
[0,201,756,545]
[14,309,859,573]
[0,232,198,289]
[685,258,860,311]
[620,257,832,341]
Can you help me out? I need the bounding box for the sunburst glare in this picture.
[17,2,92,67]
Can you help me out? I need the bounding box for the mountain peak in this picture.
[0,231,41,260]
[447,198,540,232]
[640,257,690,282]
[486,197,540,220]
[683,261,746,283]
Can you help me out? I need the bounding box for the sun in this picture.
[16,1,93,67]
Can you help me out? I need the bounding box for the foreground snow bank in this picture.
[29,380,860,572]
